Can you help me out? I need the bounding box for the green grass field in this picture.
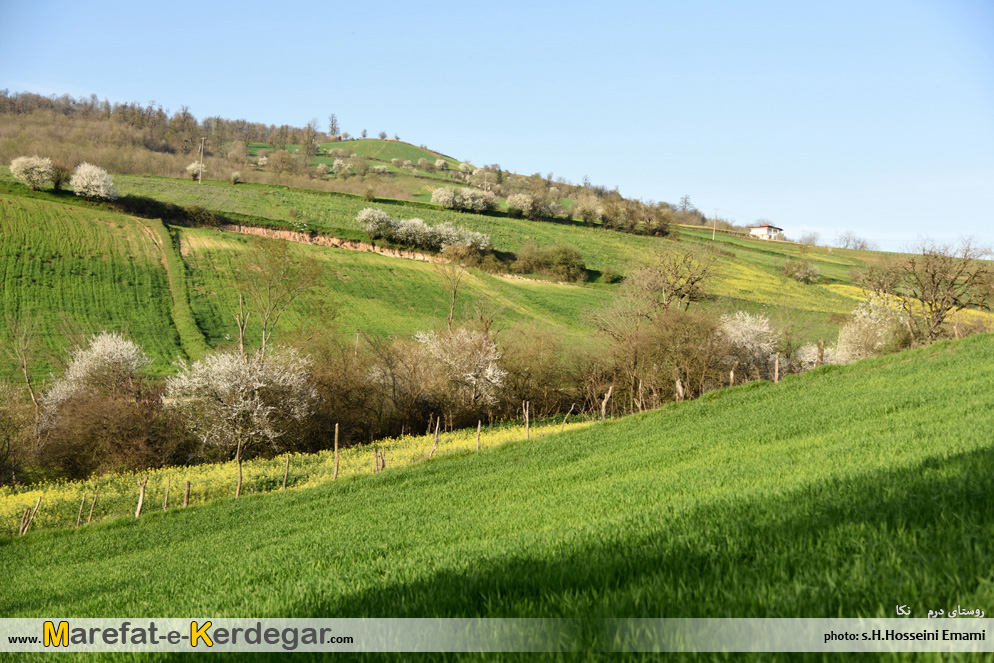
[2,333,993,661]
[1,168,882,381]
[0,194,184,376]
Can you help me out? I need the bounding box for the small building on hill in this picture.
[749,223,783,240]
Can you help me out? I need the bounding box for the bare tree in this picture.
[237,240,322,359]
[434,262,466,332]
[896,239,992,342]
[624,247,718,313]
[1,314,42,437]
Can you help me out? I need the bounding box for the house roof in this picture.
[750,223,783,231]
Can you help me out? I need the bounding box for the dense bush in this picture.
[783,259,819,284]
[186,161,205,180]
[70,162,117,200]
[836,296,912,362]
[512,243,587,282]
[430,187,498,213]
[356,208,491,252]
[10,155,53,190]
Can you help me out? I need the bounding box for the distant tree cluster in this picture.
[430,187,498,213]
[357,208,492,252]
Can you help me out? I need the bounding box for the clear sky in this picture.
[2,0,992,250]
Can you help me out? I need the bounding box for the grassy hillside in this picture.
[1,169,884,379]
[0,194,187,376]
[2,334,993,659]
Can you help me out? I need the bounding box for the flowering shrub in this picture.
[430,187,498,213]
[186,161,205,180]
[836,296,911,362]
[10,156,53,190]
[415,328,506,406]
[69,163,118,200]
[719,311,780,377]
[42,332,152,420]
[506,193,534,218]
[356,208,491,252]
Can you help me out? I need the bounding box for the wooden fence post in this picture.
[76,495,86,528]
[817,339,824,367]
[282,455,290,490]
[476,420,482,450]
[183,482,190,508]
[20,497,41,536]
[87,491,98,524]
[560,403,575,433]
[429,418,441,459]
[333,423,340,481]
[162,476,170,511]
[523,401,530,440]
[675,379,685,402]
[774,353,780,383]
[135,477,148,519]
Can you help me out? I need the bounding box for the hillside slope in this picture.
[0,171,876,378]
[3,334,992,654]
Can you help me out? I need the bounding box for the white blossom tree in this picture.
[41,332,152,424]
[166,347,318,497]
[415,328,506,407]
[718,311,780,379]
[186,161,205,180]
[69,163,118,200]
[10,156,54,190]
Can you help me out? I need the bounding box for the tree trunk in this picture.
[601,386,613,421]
[162,476,170,511]
[282,455,290,490]
[675,379,685,402]
[183,481,190,508]
[76,495,86,528]
[476,420,482,450]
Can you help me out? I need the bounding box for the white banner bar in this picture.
[1,618,991,653]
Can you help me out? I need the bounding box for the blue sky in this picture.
[2,0,992,250]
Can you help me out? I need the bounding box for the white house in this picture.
[749,223,783,240]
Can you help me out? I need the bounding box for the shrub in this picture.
[371,165,389,175]
[783,259,819,284]
[10,156,54,190]
[69,163,118,200]
[506,193,533,218]
[186,161,205,180]
[42,332,152,418]
[357,208,394,238]
[356,208,491,252]
[511,243,586,282]
[430,187,458,208]
[51,159,74,191]
[435,158,448,171]
[836,296,912,362]
[718,311,779,378]
[230,171,241,185]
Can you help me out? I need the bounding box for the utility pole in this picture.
[712,208,718,241]
[198,137,206,185]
